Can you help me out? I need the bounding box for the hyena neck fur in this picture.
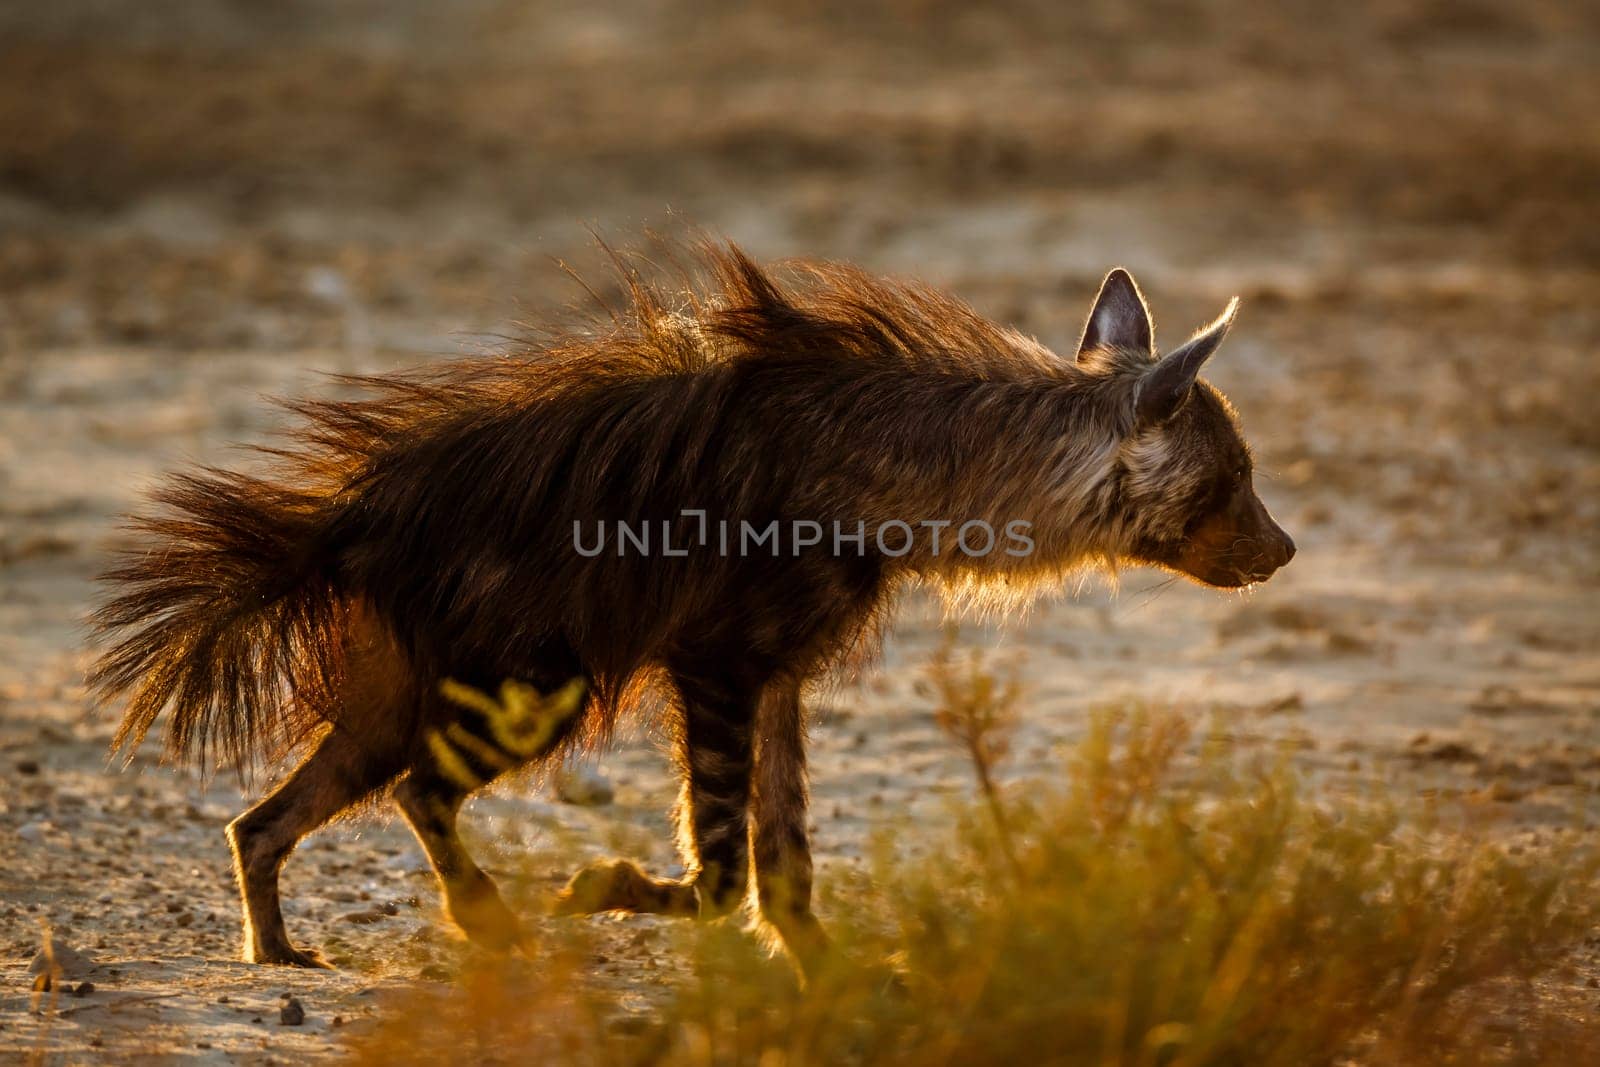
[776,261,1292,602]
[788,343,1152,602]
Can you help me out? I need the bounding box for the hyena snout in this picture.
[1251,515,1296,577]
[1176,487,1295,587]
[1227,491,1295,584]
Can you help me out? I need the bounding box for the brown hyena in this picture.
[89,244,1293,976]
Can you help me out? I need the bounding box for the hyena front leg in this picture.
[396,677,586,952]
[751,678,830,977]
[554,667,754,919]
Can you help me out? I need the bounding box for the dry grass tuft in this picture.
[347,653,1600,1067]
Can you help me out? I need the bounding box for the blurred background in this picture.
[2,0,1594,348]
[1,2,1598,1051]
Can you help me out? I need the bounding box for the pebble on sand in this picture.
[280,995,306,1026]
[554,765,614,806]
[27,938,95,980]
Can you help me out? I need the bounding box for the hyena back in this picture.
[89,244,1292,974]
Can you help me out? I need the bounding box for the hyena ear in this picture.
[1134,297,1240,425]
[1076,268,1153,361]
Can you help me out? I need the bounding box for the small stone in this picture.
[28,937,95,980]
[71,981,94,997]
[553,765,614,807]
[341,908,387,925]
[332,1015,344,1028]
[1424,741,1479,764]
[279,996,305,1026]
[15,759,38,775]
[1489,780,1527,803]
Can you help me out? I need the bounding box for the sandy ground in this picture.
[2,1,1599,1061]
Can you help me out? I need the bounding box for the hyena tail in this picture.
[88,469,347,775]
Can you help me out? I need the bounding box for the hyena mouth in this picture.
[1182,534,1296,588]
[1152,502,1297,589]
[1170,556,1282,589]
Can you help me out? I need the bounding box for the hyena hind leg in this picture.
[398,677,588,952]
[226,603,420,967]
[228,726,409,967]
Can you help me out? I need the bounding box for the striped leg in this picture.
[752,678,830,977]
[554,668,754,919]
[676,670,757,915]
[397,677,586,951]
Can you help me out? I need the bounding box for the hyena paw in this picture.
[552,858,698,917]
[551,859,633,915]
[447,887,527,954]
[694,876,748,920]
[247,943,333,969]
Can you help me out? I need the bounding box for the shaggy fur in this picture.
[88,242,1292,973]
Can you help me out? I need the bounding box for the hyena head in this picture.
[1077,269,1295,588]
